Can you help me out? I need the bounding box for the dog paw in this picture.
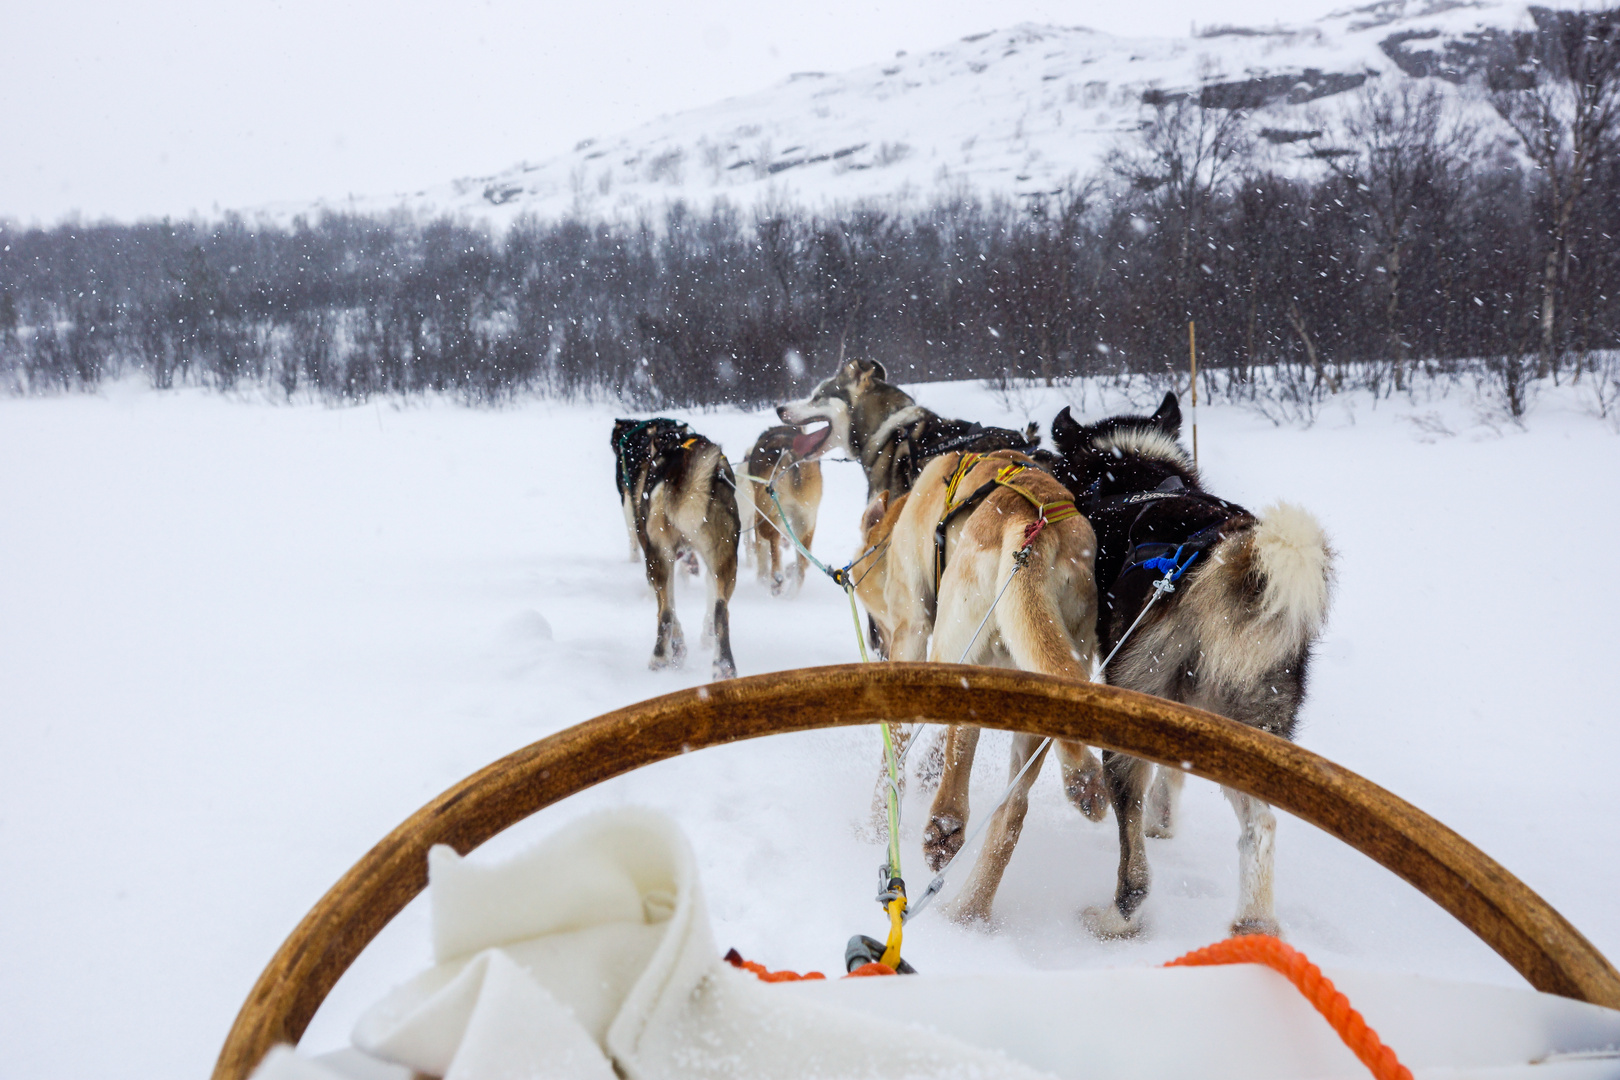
[1145,785,1176,838]
[711,657,737,681]
[939,897,994,927]
[1081,904,1145,940]
[648,652,680,672]
[1230,916,1282,939]
[922,814,965,872]
[1063,764,1110,823]
[769,574,787,597]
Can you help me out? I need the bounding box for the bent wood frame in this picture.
[216,664,1620,1080]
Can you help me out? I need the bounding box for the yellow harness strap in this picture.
[933,456,1084,590]
[941,452,984,511]
[991,461,1081,526]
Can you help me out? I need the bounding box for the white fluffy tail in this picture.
[1250,501,1334,639]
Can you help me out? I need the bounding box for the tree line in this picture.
[3,9,1616,416]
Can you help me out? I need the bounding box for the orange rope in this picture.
[1165,936,1412,1080]
[727,933,1407,1080]
[724,948,901,982]
[723,948,825,982]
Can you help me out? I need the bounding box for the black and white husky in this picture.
[776,357,1039,498]
[611,418,740,680]
[1047,392,1335,938]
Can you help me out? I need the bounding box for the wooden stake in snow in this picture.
[1189,320,1199,469]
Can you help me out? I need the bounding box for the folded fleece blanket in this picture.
[251,809,1051,1080]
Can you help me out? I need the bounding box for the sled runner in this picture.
[215,664,1620,1080]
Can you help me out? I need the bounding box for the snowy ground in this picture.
[2,375,1618,1079]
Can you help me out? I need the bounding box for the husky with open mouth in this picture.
[776,357,1039,499]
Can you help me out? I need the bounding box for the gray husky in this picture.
[611,418,740,680]
[776,357,1039,498]
[1053,394,1333,937]
[924,394,1334,938]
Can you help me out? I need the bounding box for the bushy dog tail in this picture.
[1246,501,1334,642]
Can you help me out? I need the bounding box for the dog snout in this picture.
[775,405,792,423]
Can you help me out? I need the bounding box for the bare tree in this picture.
[1312,80,1476,387]
[1110,94,1251,317]
[1491,9,1620,374]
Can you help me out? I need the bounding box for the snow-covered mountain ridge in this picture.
[266,0,1560,227]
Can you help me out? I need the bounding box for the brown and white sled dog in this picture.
[776,357,1039,499]
[859,450,1109,922]
[741,425,823,596]
[1033,392,1335,938]
[611,418,740,680]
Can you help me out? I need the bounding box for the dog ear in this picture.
[854,358,887,384]
[1050,406,1080,447]
[1152,392,1182,435]
[860,491,890,536]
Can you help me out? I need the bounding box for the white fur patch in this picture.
[864,405,930,464]
[1251,501,1334,636]
[1091,427,1190,470]
[780,397,852,456]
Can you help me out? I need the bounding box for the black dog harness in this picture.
[1082,476,1251,658]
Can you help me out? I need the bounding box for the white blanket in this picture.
[255,809,1049,1080]
[251,809,1620,1080]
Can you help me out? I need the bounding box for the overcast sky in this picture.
[4,0,1331,225]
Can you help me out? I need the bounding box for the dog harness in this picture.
[932,453,1081,592]
[877,415,1042,495]
[1079,476,1251,668]
[615,417,686,490]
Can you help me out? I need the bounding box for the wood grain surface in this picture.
[214,664,1620,1080]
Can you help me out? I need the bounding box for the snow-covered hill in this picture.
[262,0,1549,227]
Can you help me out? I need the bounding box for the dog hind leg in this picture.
[997,543,1108,823]
[1083,752,1152,938]
[1224,786,1280,937]
[751,520,771,584]
[768,516,786,596]
[1145,766,1186,839]
[791,517,814,596]
[923,724,980,871]
[644,540,685,670]
[622,493,640,561]
[941,733,1049,924]
[704,478,740,680]
[910,723,945,793]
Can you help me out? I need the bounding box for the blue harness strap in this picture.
[1136,545,1199,582]
[1122,521,1226,584]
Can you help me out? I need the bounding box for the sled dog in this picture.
[741,425,824,596]
[1012,392,1331,938]
[611,418,740,680]
[777,357,1040,498]
[859,450,1109,922]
